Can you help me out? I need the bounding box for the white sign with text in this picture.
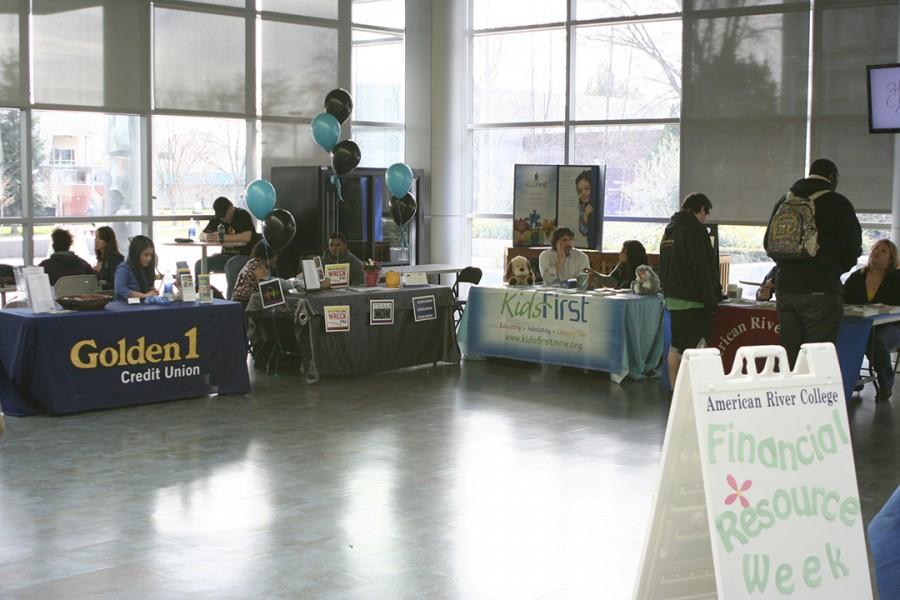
[634,344,871,599]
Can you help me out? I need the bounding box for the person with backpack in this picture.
[764,158,861,368]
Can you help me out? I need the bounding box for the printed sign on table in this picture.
[412,295,436,322]
[324,305,350,332]
[324,263,349,287]
[370,299,394,326]
[259,279,285,309]
[179,274,197,302]
[634,344,872,599]
[196,274,213,303]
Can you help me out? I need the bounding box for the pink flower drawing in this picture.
[724,474,752,508]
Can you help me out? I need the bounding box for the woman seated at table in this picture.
[232,241,278,308]
[114,235,159,301]
[594,240,649,288]
[93,226,124,291]
[842,239,900,401]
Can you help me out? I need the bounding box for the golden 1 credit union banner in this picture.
[0,300,251,415]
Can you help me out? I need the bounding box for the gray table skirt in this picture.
[247,285,460,382]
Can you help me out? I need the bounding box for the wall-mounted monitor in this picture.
[867,63,900,133]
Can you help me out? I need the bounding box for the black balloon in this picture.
[324,88,353,124]
[262,208,297,251]
[389,192,417,227]
[330,140,361,176]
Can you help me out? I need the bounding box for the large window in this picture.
[469,0,895,282]
[469,3,682,276]
[352,3,405,169]
[152,116,246,217]
[1,1,364,266]
[33,111,142,219]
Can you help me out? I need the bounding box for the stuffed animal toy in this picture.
[505,255,536,286]
[632,265,661,295]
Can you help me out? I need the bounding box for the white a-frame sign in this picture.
[634,344,872,599]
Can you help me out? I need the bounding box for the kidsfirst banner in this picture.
[0,300,251,416]
[462,286,663,377]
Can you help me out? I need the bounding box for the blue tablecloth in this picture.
[0,299,251,416]
[458,286,664,381]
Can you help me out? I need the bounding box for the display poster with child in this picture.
[557,165,603,250]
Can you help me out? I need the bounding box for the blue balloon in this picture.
[385,163,414,199]
[246,179,276,220]
[310,112,341,152]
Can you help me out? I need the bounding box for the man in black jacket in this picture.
[660,192,722,387]
[764,158,861,368]
[39,228,94,285]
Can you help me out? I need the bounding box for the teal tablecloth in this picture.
[459,286,664,381]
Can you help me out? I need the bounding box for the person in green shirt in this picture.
[659,193,722,388]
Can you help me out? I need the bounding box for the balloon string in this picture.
[331,174,343,203]
[400,224,408,259]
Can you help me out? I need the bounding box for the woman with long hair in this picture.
[843,239,900,401]
[114,235,159,300]
[597,240,650,289]
[94,226,124,290]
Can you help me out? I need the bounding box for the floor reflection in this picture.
[0,360,893,598]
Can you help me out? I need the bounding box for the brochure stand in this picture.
[23,268,54,313]
[634,343,872,599]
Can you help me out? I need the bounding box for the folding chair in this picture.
[225,254,251,300]
[452,266,483,329]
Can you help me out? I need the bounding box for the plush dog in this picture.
[631,265,661,295]
[505,255,536,286]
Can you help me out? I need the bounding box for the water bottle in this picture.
[217,224,226,243]
[188,218,197,240]
[163,272,174,299]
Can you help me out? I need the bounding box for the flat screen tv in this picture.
[867,63,900,133]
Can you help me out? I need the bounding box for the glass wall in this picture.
[468,0,895,282]
[1,0,406,273]
[352,5,405,168]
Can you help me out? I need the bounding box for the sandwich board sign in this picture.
[634,343,872,599]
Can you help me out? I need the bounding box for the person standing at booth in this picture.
[660,193,721,388]
[764,158,861,369]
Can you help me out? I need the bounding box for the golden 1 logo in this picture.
[69,327,201,384]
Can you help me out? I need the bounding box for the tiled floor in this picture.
[0,359,895,599]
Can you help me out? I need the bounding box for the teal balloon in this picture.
[311,112,340,152]
[246,179,276,220]
[385,163,414,199]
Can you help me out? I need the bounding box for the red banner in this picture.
[710,304,781,372]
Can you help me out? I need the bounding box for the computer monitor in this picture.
[867,63,900,133]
